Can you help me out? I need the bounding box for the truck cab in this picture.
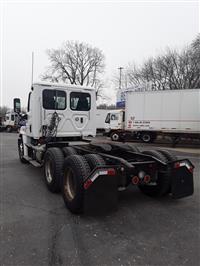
[23,82,96,140]
[105,109,125,140]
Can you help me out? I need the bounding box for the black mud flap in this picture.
[171,160,194,199]
[84,175,118,215]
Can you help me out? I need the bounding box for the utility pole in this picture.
[118,67,123,89]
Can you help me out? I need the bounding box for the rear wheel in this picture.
[44,148,64,193]
[141,132,156,143]
[62,155,91,214]
[62,147,77,157]
[84,154,105,170]
[138,150,171,197]
[122,143,140,152]
[157,149,178,162]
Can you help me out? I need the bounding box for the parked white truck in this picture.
[2,110,19,132]
[1,99,22,132]
[17,82,194,214]
[96,109,116,133]
[106,89,200,144]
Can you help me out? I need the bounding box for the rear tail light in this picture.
[189,167,194,173]
[132,176,139,185]
[144,175,151,183]
[107,168,116,176]
[174,162,181,169]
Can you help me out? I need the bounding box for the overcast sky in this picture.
[1,0,199,107]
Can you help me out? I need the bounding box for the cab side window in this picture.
[43,89,66,110]
[70,92,91,111]
[110,114,119,121]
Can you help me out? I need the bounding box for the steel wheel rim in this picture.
[143,134,150,142]
[112,133,119,141]
[45,159,53,183]
[64,168,76,201]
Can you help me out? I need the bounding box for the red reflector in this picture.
[107,168,116,176]
[174,162,181,169]
[84,179,93,190]
[132,176,139,185]
[189,167,194,173]
[144,175,151,183]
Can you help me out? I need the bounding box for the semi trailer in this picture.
[17,82,194,214]
[106,89,200,144]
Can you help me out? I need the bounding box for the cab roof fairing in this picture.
[32,82,95,92]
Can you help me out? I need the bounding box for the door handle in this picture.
[80,117,83,123]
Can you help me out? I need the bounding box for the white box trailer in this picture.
[106,89,200,143]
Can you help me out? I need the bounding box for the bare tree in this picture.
[191,33,200,52]
[42,41,105,96]
[125,35,200,91]
[0,106,9,117]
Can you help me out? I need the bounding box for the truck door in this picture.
[110,113,121,130]
[69,92,91,131]
[42,89,67,133]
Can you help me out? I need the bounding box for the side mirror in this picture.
[14,98,21,113]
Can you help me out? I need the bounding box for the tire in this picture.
[122,143,140,152]
[62,155,91,214]
[157,149,178,162]
[44,147,64,193]
[142,150,168,163]
[84,154,105,170]
[6,126,12,133]
[138,150,171,197]
[110,131,120,141]
[62,147,77,157]
[141,132,155,143]
[111,143,140,152]
[18,137,28,164]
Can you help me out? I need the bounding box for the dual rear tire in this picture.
[62,153,105,213]
[138,149,177,197]
[43,147,105,214]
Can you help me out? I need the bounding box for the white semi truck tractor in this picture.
[17,82,194,213]
[106,89,200,144]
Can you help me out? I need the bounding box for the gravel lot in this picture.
[0,133,199,266]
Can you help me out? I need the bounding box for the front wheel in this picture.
[110,131,120,141]
[18,137,28,164]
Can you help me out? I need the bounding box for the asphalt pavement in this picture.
[0,133,199,266]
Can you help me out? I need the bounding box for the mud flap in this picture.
[171,162,194,199]
[84,175,118,214]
